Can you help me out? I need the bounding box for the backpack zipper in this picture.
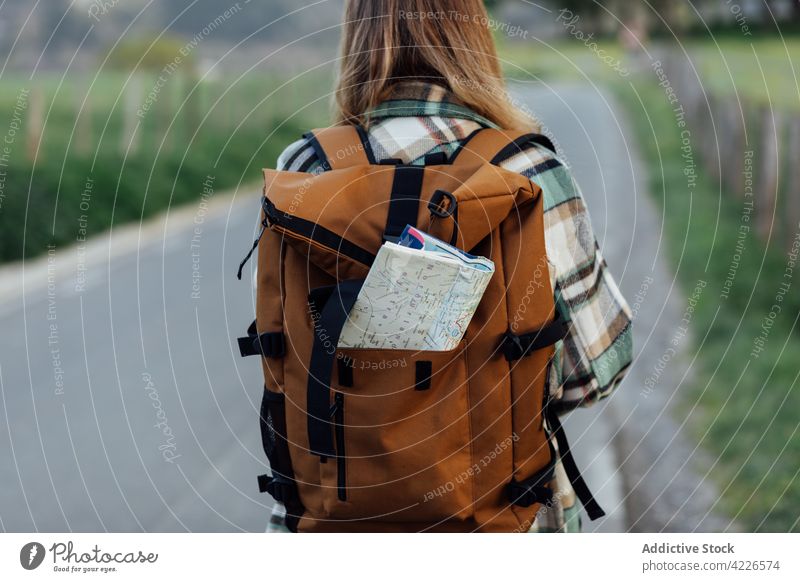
[330,392,347,501]
[262,196,376,268]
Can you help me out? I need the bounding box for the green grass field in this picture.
[687,37,800,111]
[0,68,330,263]
[500,36,800,110]
[499,37,629,82]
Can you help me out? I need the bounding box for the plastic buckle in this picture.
[258,474,295,503]
[507,480,553,507]
[237,336,252,358]
[502,332,526,361]
[427,189,456,218]
[255,333,285,359]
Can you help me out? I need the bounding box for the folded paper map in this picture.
[338,225,495,351]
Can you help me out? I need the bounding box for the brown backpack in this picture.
[236,126,604,532]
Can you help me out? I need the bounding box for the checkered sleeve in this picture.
[277,138,322,173]
[499,143,633,412]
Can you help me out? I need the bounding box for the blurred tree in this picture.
[764,0,800,21]
[42,0,92,55]
[106,36,197,72]
[164,0,342,43]
[551,0,693,35]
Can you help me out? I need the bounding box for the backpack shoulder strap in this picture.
[450,127,556,167]
[303,125,375,170]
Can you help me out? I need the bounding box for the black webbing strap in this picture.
[302,131,333,172]
[236,223,265,280]
[354,124,377,164]
[237,320,285,358]
[383,165,424,242]
[424,151,448,165]
[306,279,365,459]
[236,198,271,280]
[337,357,354,387]
[304,126,375,171]
[489,133,557,165]
[414,361,432,391]
[545,405,606,520]
[502,311,568,361]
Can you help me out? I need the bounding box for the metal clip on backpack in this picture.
[236,126,604,532]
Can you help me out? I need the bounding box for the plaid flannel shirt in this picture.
[265,81,632,533]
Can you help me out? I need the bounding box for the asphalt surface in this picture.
[0,83,728,532]
[515,82,730,532]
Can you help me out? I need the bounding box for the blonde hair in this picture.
[334,0,534,131]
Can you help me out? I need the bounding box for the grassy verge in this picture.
[686,37,800,111]
[614,76,800,532]
[499,36,800,110]
[498,38,628,83]
[0,70,330,263]
[502,32,800,531]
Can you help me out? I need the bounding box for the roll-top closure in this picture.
[261,163,537,280]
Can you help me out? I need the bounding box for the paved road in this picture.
[0,83,728,532]
[0,190,266,532]
[513,82,730,532]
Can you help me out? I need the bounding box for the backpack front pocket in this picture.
[318,343,474,523]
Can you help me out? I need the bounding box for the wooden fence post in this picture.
[785,116,800,250]
[75,77,92,157]
[757,106,781,243]
[184,73,201,142]
[705,93,722,184]
[120,74,142,156]
[720,97,746,196]
[26,86,44,162]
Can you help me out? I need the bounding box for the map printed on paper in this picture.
[338,226,495,351]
